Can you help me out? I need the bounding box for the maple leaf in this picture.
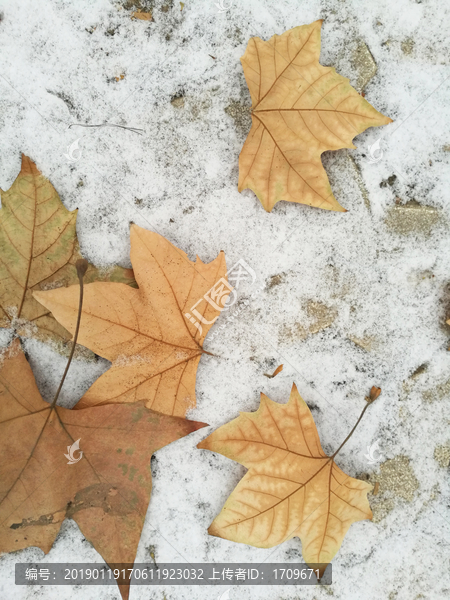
[238,20,392,212]
[198,384,373,573]
[0,155,136,348]
[0,340,206,600]
[34,225,228,417]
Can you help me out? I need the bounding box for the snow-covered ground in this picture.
[0,0,449,599]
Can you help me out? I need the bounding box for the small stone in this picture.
[401,365,429,400]
[348,335,376,352]
[423,377,450,402]
[267,273,285,289]
[385,200,442,236]
[380,174,397,188]
[305,300,337,334]
[171,95,185,109]
[368,455,419,522]
[224,100,252,136]
[401,38,415,55]
[351,40,378,93]
[434,444,450,468]
[346,154,370,209]
[374,455,419,501]
[122,0,144,8]
[409,363,428,379]
[280,300,337,342]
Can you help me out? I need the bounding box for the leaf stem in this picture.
[331,386,381,459]
[202,349,216,357]
[50,259,88,409]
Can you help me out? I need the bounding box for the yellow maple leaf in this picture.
[238,20,392,212]
[34,225,228,417]
[198,384,374,573]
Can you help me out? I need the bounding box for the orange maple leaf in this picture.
[34,225,228,417]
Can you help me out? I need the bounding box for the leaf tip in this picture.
[207,521,222,538]
[193,420,209,432]
[196,435,211,450]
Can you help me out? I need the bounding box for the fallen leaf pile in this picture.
[238,20,392,212]
[0,186,228,597]
[0,17,392,593]
[0,156,135,349]
[198,384,373,573]
[35,224,228,417]
[0,340,206,599]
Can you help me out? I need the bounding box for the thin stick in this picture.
[332,386,381,459]
[50,260,88,409]
[68,123,144,135]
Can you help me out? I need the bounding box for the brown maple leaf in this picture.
[238,20,392,212]
[0,155,136,349]
[198,384,374,574]
[34,225,228,417]
[0,339,206,600]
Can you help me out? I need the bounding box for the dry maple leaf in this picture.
[198,384,374,573]
[34,225,228,417]
[0,155,136,348]
[238,20,392,212]
[0,339,206,600]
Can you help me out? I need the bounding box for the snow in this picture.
[0,0,449,599]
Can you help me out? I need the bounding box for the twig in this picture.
[67,123,144,135]
[50,259,88,409]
